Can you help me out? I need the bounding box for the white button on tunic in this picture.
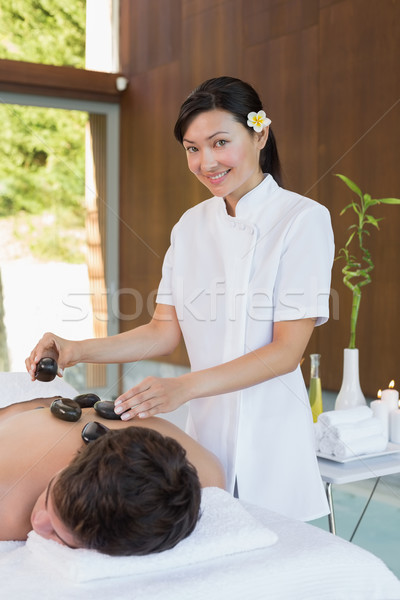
[156,175,334,520]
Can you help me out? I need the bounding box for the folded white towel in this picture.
[314,422,324,442]
[0,540,24,554]
[22,487,278,583]
[318,435,334,455]
[331,434,387,459]
[318,406,372,428]
[327,417,383,445]
[316,414,386,457]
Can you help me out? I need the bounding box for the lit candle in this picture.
[381,380,399,412]
[389,410,400,444]
[370,389,389,441]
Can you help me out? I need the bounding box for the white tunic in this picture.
[156,175,334,520]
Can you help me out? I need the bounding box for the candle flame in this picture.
[389,380,395,389]
[377,389,382,398]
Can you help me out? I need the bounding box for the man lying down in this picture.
[0,398,225,554]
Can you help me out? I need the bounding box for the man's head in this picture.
[30,426,201,555]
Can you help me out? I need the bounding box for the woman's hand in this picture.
[25,332,80,381]
[114,375,192,420]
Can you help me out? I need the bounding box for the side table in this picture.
[318,450,400,538]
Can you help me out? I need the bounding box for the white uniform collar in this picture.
[215,174,280,222]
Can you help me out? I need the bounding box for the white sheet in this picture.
[1,496,399,600]
[1,373,400,599]
[6,488,277,583]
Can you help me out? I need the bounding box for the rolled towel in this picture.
[318,406,372,428]
[332,434,387,460]
[314,422,324,451]
[318,435,336,456]
[327,417,384,445]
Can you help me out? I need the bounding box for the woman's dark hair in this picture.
[52,427,201,556]
[174,76,282,186]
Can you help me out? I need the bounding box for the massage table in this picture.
[1,372,399,599]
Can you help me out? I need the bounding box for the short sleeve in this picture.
[155,225,177,307]
[273,204,334,326]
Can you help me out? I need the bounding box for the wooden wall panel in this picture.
[180,0,243,86]
[316,0,400,396]
[118,0,400,394]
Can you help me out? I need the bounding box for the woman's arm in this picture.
[25,304,182,379]
[114,317,315,419]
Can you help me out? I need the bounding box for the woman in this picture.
[0,399,225,543]
[26,77,334,521]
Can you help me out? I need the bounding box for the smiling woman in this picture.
[27,76,334,522]
[182,109,268,216]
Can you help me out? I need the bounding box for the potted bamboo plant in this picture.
[334,174,400,409]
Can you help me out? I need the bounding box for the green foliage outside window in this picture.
[0,0,87,262]
[0,0,86,68]
[0,104,87,219]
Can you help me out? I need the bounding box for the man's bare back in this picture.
[0,401,225,541]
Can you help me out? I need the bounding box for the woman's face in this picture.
[182,109,268,210]
[30,475,80,549]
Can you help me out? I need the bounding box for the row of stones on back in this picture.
[50,395,121,422]
[35,359,117,444]
[35,358,120,422]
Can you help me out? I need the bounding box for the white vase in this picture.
[335,348,366,410]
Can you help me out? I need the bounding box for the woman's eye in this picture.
[185,146,198,153]
[215,140,227,147]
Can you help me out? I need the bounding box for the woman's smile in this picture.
[206,169,231,183]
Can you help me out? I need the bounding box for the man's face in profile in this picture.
[30,474,80,549]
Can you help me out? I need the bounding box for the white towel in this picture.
[1,498,400,600]
[331,434,387,459]
[327,417,383,445]
[0,371,78,408]
[314,422,324,443]
[318,435,335,455]
[316,411,386,457]
[19,487,278,583]
[318,406,373,428]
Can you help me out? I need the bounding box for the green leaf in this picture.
[376,197,400,205]
[335,173,363,199]
[345,231,356,247]
[340,202,356,215]
[363,194,379,209]
[365,215,380,228]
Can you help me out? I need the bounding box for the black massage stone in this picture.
[35,357,58,382]
[73,393,101,408]
[81,421,110,444]
[50,398,82,422]
[94,400,121,420]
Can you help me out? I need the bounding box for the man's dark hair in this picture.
[52,426,201,556]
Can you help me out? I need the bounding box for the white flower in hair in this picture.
[247,110,271,133]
